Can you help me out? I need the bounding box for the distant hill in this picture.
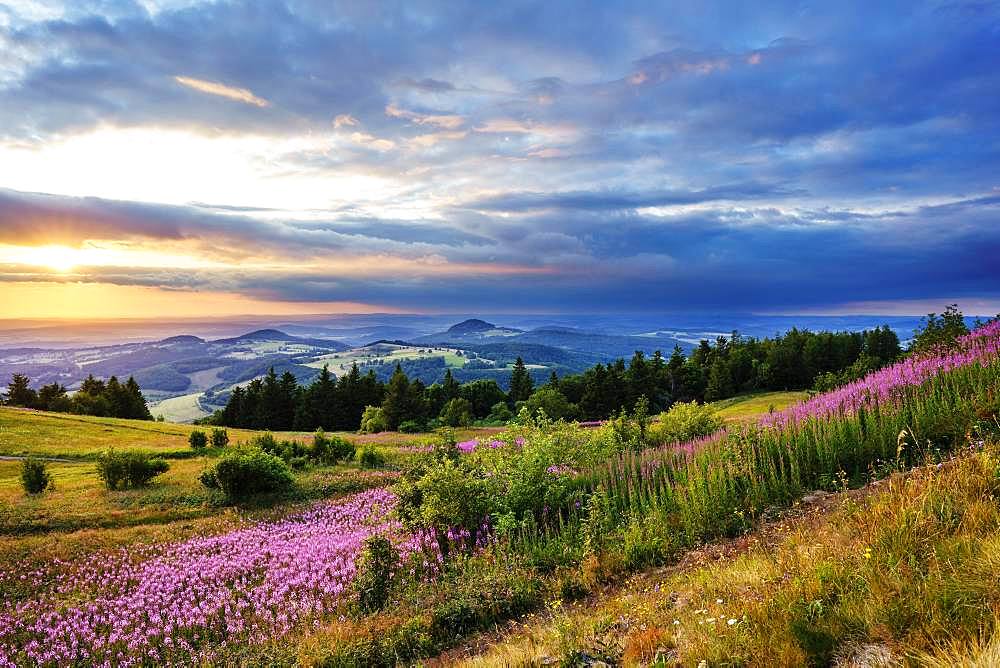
[212,329,350,350]
[447,319,499,334]
[415,319,523,344]
[158,335,206,345]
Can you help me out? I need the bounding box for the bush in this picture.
[439,397,473,428]
[398,420,425,434]
[96,450,170,490]
[311,430,356,464]
[358,447,386,469]
[203,448,295,500]
[354,534,399,613]
[188,430,208,450]
[648,400,724,446]
[20,457,51,494]
[359,406,388,434]
[210,428,229,448]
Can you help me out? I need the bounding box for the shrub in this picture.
[485,401,513,425]
[311,430,356,464]
[20,457,51,494]
[188,430,208,450]
[524,388,577,421]
[439,397,473,428]
[394,457,488,561]
[358,447,386,469]
[96,450,170,490]
[203,448,295,500]
[354,534,399,613]
[210,428,229,448]
[398,420,425,434]
[359,406,388,434]
[648,400,724,446]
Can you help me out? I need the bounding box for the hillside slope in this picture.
[449,445,1000,666]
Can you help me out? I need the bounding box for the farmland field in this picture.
[709,390,810,421]
[304,342,468,373]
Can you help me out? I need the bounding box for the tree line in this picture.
[2,373,152,420]
[211,324,908,431]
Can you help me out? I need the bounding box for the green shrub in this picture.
[439,397,473,427]
[96,450,170,490]
[354,534,399,613]
[648,400,724,446]
[358,446,386,469]
[203,448,295,500]
[188,430,208,450]
[398,420,425,434]
[210,428,229,448]
[20,457,51,494]
[359,405,388,434]
[310,430,356,464]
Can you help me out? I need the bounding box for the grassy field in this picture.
[0,406,498,538]
[455,443,1000,666]
[0,406,488,459]
[0,407,291,458]
[709,390,810,421]
[304,342,467,373]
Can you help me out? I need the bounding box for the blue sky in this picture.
[0,0,998,317]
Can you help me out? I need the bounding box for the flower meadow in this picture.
[582,321,1000,548]
[653,320,1000,458]
[0,488,424,667]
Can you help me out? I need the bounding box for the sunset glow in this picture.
[0,1,996,318]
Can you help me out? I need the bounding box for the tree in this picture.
[439,397,473,427]
[911,304,969,355]
[37,383,70,412]
[508,357,533,403]
[5,373,36,407]
[524,387,576,421]
[295,365,337,431]
[382,364,411,431]
[359,405,388,434]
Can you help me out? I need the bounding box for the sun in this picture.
[7,245,81,273]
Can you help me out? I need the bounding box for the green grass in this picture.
[0,406,481,460]
[709,390,811,421]
[0,406,289,458]
[304,343,467,372]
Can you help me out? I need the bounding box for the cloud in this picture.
[174,75,270,107]
[384,103,464,129]
[395,77,456,92]
[332,114,358,128]
[1,1,999,314]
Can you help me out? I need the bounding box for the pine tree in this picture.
[124,376,152,420]
[508,357,533,403]
[5,373,37,407]
[256,368,282,429]
[382,364,411,431]
[441,368,460,402]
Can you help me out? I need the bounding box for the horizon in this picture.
[1,2,998,318]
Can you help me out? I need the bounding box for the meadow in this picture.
[0,321,998,665]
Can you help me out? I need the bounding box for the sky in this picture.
[0,0,998,318]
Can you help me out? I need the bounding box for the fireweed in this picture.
[0,488,432,667]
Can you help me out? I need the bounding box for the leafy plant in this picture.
[210,428,229,448]
[354,534,399,613]
[96,449,169,490]
[20,457,51,494]
[201,448,295,500]
[358,447,386,469]
[188,430,208,451]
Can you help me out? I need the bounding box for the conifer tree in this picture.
[508,357,533,403]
